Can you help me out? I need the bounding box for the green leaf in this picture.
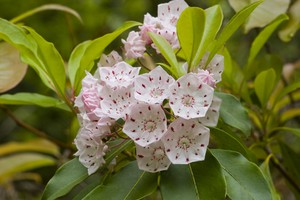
[260,155,281,200]
[69,21,141,94]
[254,68,277,107]
[82,161,158,200]
[0,93,70,111]
[0,42,27,93]
[42,158,88,200]
[279,0,300,42]
[210,127,250,159]
[274,80,300,105]
[207,0,263,64]
[24,26,66,96]
[215,92,251,136]
[10,4,82,24]
[211,149,272,200]
[177,7,205,69]
[148,32,182,78]
[247,14,289,66]
[160,151,226,200]
[0,153,56,183]
[0,139,59,157]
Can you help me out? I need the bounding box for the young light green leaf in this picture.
[160,151,226,200]
[274,80,300,105]
[207,0,263,64]
[0,42,27,93]
[260,155,281,200]
[0,93,70,111]
[71,21,141,94]
[10,4,83,24]
[82,161,158,200]
[279,0,300,42]
[148,32,182,78]
[0,153,56,183]
[215,92,252,136]
[247,14,289,66]
[211,149,272,200]
[254,68,277,107]
[42,158,89,200]
[24,26,66,97]
[177,7,205,69]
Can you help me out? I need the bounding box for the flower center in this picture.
[181,94,195,107]
[143,120,157,133]
[178,137,191,150]
[153,148,165,160]
[150,87,164,98]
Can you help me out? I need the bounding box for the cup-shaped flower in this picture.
[198,96,221,127]
[135,140,171,173]
[169,73,214,119]
[197,69,216,88]
[162,118,210,164]
[122,31,146,59]
[74,128,108,175]
[134,66,175,104]
[199,53,224,83]
[98,51,123,68]
[99,61,140,88]
[123,103,167,147]
[100,84,137,119]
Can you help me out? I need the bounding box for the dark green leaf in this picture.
[211,149,272,200]
[215,92,251,136]
[0,93,70,111]
[83,161,158,200]
[160,151,226,200]
[41,158,88,200]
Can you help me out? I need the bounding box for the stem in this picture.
[1,106,73,150]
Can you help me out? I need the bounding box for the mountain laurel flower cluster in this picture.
[74,0,224,174]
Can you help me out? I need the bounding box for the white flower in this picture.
[99,61,140,88]
[122,31,146,59]
[198,96,221,127]
[162,118,210,164]
[199,53,224,83]
[139,13,162,44]
[169,73,214,119]
[135,140,171,173]
[74,128,108,175]
[197,69,216,88]
[100,84,137,119]
[134,66,175,104]
[123,103,167,147]
[98,51,123,68]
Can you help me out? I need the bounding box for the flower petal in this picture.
[198,96,221,127]
[199,53,224,83]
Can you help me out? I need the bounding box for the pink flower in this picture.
[100,84,137,119]
[134,66,175,104]
[123,103,167,147]
[199,53,224,83]
[122,31,146,59]
[135,140,171,172]
[99,61,140,88]
[197,69,216,88]
[198,96,221,127]
[139,13,161,44]
[169,73,214,119]
[161,118,210,164]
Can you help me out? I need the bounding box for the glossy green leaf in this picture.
[0,139,59,157]
[215,92,252,136]
[191,5,223,69]
[0,93,70,111]
[42,158,88,200]
[160,151,226,200]
[260,155,281,200]
[0,42,27,93]
[207,1,263,64]
[24,26,66,96]
[10,4,82,24]
[148,32,182,78]
[210,127,250,159]
[70,21,141,94]
[211,149,272,200]
[254,68,277,107]
[0,153,56,183]
[247,14,289,66]
[279,0,300,42]
[82,161,158,200]
[177,7,205,69]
